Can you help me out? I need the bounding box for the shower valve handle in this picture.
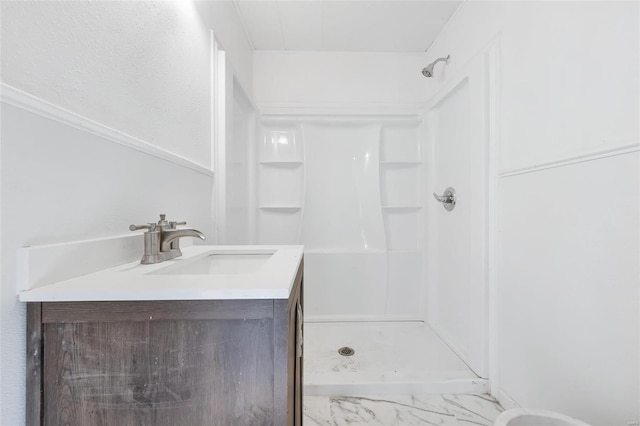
[432,193,448,203]
[433,187,456,211]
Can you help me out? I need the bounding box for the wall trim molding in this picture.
[499,140,640,178]
[1,83,214,177]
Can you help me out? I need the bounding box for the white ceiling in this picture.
[234,1,461,52]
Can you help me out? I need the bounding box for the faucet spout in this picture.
[160,229,206,252]
[130,215,207,264]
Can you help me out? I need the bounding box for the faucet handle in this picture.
[129,223,156,232]
[157,214,170,228]
[170,221,187,229]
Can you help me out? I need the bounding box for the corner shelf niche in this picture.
[382,208,421,251]
[257,207,302,245]
[258,164,303,208]
[379,120,424,317]
[256,123,305,245]
[380,166,420,206]
[380,124,421,163]
[379,123,423,253]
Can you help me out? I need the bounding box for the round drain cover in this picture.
[338,346,355,356]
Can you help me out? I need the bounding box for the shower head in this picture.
[421,65,435,78]
[422,55,450,78]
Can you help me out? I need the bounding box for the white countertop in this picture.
[18,245,304,302]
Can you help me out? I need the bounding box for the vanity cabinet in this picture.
[26,261,303,426]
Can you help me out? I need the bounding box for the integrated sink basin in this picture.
[151,252,275,275]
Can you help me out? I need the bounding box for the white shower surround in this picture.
[256,115,425,321]
[251,49,492,397]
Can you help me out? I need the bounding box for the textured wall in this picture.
[1,1,212,166]
[0,1,253,423]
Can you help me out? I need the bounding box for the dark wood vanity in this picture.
[26,261,303,426]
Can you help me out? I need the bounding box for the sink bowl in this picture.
[151,252,274,275]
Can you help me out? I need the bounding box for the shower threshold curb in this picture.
[304,378,489,396]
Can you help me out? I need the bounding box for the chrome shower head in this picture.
[421,65,435,78]
[422,55,450,78]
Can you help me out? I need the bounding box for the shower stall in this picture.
[223,46,496,397]
[253,112,482,395]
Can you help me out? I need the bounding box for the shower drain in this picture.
[338,346,355,357]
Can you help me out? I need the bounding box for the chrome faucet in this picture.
[130,214,206,264]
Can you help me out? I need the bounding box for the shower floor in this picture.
[303,321,487,395]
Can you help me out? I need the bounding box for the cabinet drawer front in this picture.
[42,300,273,323]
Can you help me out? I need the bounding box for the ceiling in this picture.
[233,1,461,52]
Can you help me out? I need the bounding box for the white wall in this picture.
[195,1,254,99]
[500,153,638,423]
[0,2,253,424]
[1,1,212,167]
[225,80,255,244]
[1,1,255,167]
[254,51,429,107]
[425,2,639,424]
[0,96,214,426]
[425,1,639,171]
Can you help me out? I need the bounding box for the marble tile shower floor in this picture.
[303,393,504,426]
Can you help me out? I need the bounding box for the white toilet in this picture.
[495,408,592,426]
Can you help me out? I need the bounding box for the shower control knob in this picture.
[433,187,456,211]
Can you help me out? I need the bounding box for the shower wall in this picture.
[256,117,424,321]
[253,52,430,321]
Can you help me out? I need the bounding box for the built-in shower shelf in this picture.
[258,206,302,210]
[258,161,304,165]
[382,205,422,210]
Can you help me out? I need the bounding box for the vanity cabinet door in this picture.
[33,301,277,426]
